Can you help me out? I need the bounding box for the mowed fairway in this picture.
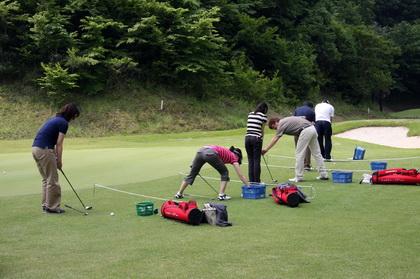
[1,129,420,278]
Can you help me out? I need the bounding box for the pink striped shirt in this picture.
[208,145,238,164]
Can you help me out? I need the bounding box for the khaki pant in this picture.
[32,147,61,210]
[294,135,311,168]
[295,126,327,180]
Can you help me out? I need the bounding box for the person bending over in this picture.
[175,145,249,200]
[262,116,328,183]
[245,102,268,183]
[32,103,80,214]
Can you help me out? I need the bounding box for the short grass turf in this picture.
[1,128,420,278]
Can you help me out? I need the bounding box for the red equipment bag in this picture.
[271,183,309,207]
[160,200,204,225]
[371,168,420,185]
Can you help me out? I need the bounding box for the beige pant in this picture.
[294,135,311,168]
[32,147,61,210]
[295,126,327,180]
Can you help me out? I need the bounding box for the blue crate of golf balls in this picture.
[332,171,353,183]
[241,183,266,199]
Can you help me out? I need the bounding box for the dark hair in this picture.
[268,117,280,129]
[57,103,80,121]
[322,98,330,104]
[229,146,242,164]
[303,101,313,108]
[254,102,268,114]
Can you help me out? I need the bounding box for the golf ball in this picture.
[110,212,115,216]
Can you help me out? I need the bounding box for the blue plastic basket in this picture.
[241,184,266,199]
[353,146,366,160]
[370,161,387,171]
[332,171,353,183]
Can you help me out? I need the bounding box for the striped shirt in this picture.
[246,112,267,138]
[209,146,238,164]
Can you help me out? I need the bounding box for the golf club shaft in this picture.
[198,173,219,194]
[59,169,87,209]
[64,204,86,214]
[262,155,276,182]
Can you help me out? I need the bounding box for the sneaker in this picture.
[304,166,312,171]
[324,158,332,162]
[316,176,329,180]
[288,177,304,183]
[45,207,65,214]
[218,194,231,201]
[174,193,184,199]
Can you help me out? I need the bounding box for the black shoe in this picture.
[45,207,65,214]
[316,176,329,180]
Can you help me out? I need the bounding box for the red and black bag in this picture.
[161,200,203,225]
[371,168,420,185]
[271,183,310,207]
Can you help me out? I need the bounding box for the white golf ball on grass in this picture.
[110,212,115,216]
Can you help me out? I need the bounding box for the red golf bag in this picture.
[371,168,420,185]
[271,183,309,207]
[161,200,203,225]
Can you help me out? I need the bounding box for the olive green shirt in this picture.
[276,116,312,137]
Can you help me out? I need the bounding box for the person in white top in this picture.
[315,98,334,161]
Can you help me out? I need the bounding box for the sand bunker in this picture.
[335,127,420,149]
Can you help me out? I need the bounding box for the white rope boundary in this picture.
[94,183,215,201]
[268,154,420,162]
[94,183,168,201]
[178,172,315,200]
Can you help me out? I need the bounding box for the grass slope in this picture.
[1,127,420,278]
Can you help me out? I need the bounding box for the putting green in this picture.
[1,129,419,278]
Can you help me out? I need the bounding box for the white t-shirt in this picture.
[315,102,334,122]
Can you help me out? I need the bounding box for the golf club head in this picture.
[85,206,93,210]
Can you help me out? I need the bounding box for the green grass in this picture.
[389,109,420,119]
[1,123,420,278]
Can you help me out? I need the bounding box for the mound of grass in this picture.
[389,109,420,119]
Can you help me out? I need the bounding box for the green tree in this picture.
[388,21,420,100]
[37,62,79,104]
[0,0,22,77]
[28,8,73,62]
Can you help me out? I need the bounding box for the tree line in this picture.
[0,0,419,106]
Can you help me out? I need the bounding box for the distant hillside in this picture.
[0,82,389,140]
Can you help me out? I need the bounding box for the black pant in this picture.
[315,120,332,159]
[245,136,263,183]
[185,147,229,185]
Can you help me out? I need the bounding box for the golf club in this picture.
[262,155,278,183]
[198,173,219,195]
[60,169,93,210]
[65,204,88,215]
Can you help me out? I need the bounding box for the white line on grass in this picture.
[94,183,168,201]
[268,154,420,162]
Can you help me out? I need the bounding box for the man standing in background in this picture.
[315,98,334,161]
[294,101,315,170]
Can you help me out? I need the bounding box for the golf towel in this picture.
[203,203,232,227]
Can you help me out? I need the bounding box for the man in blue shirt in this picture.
[32,103,80,214]
[294,101,315,170]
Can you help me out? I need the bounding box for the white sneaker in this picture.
[288,177,304,183]
[174,193,184,199]
[218,194,231,201]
